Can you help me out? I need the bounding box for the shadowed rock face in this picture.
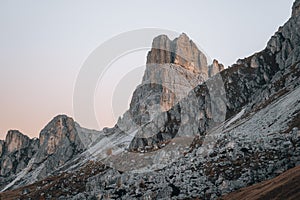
[0,131,39,176]
[0,115,96,191]
[0,130,39,187]
[292,0,300,17]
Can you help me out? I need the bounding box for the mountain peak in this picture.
[38,114,79,152]
[175,32,191,41]
[5,130,30,153]
[147,33,208,74]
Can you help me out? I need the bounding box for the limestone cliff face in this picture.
[208,59,224,78]
[120,34,226,151]
[146,33,208,75]
[0,130,39,188]
[123,33,223,132]
[5,130,30,153]
[38,115,82,157]
[34,115,85,178]
[0,115,97,191]
[146,35,173,65]
[144,33,214,113]
[0,131,38,176]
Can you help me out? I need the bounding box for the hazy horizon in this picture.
[0,0,295,139]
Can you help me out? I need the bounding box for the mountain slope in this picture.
[0,0,300,199]
[118,33,223,152]
[0,130,39,190]
[0,115,101,191]
[220,165,300,200]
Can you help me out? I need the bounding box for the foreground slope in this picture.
[220,165,300,200]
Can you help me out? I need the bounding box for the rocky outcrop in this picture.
[146,33,208,74]
[0,131,39,177]
[146,35,172,65]
[33,115,85,178]
[0,131,39,189]
[0,115,100,191]
[5,130,31,153]
[121,34,224,151]
[209,59,224,77]
[142,33,211,113]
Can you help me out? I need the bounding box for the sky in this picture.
[0,0,295,139]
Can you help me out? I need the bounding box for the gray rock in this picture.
[292,0,300,17]
[2,2,300,200]
[34,115,85,178]
[0,130,39,189]
[123,33,226,152]
[209,59,225,77]
[147,33,208,74]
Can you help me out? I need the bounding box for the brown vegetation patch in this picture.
[0,161,108,200]
[219,165,300,200]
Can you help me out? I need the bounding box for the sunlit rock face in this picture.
[118,33,226,151]
[144,33,212,112]
[146,33,208,74]
[127,33,223,126]
[5,130,30,153]
[34,115,85,178]
[38,115,81,157]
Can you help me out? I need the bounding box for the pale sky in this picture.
[0,0,295,139]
